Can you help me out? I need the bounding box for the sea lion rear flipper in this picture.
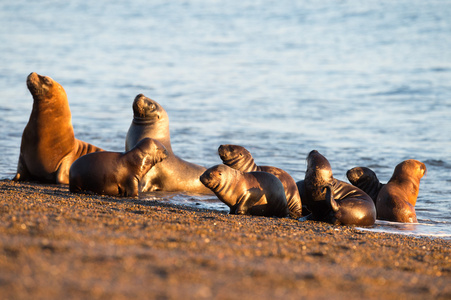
[74,139,104,158]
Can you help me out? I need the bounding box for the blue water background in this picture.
[1,1,450,238]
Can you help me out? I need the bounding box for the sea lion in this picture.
[376,159,426,223]
[302,150,376,226]
[346,167,384,204]
[13,72,103,184]
[218,144,303,219]
[200,164,289,218]
[69,138,168,197]
[125,94,211,194]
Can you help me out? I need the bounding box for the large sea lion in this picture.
[200,164,289,218]
[346,167,384,204]
[218,144,303,219]
[301,150,376,226]
[125,94,211,194]
[69,138,168,197]
[13,72,103,184]
[376,160,426,223]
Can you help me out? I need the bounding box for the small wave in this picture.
[118,83,154,90]
[425,67,451,73]
[358,227,451,239]
[424,159,451,168]
[371,86,431,97]
[357,219,451,240]
[140,192,229,212]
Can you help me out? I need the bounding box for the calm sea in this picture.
[1,1,450,239]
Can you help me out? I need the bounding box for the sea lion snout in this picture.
[26,72,40,90]
[132,94,158,119]
[218,144,236,160]
[218,145,227,158]
[200,165,225,188]
[26,72,55,97]
[199,170,212,185]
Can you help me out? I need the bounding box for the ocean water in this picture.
[1,0,450,239]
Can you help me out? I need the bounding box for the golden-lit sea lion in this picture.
[69,138,168,197]
[125,94,211,194]
[13,72,103,184]
[302,150,376,226]
[376,160,426,223]
[218,144,303,218]
[200,164,289,218]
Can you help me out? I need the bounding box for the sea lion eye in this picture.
[42,77,52,86]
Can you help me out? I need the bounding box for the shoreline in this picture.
[0,180,450,299]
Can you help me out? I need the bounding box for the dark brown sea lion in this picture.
[346,167,384,204]
[200,164,289,218]
[125,94,211,194]
[376,159,426,223]
[69,138,168,197]
[13,72,103,184]
[301,150,376,226]
[218,144,303,219]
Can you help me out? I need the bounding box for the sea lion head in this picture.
[132,94,167,124]
[305,150,334,201]
[200,164,236,191]
[218,144,252,166]
[26,72,66,101]
[391,159,427,182]
[131,138,169,174]
[306,150,333,182]
[346,167,379,186]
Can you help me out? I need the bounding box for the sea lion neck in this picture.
[132,117,159,125]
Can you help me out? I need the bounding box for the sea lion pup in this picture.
[218,144,303,219]
[302,150,376,226]
[346,167,384,204]
[13,72,103,184]
[376,159,426,223]
[200,164,289,218]
[69,138,168,197]
[125,94,211,194]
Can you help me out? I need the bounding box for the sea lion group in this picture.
[13,73,427,226]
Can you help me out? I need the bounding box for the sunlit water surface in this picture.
[1,0,450,239]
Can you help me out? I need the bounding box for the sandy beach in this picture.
[0,179,449,299]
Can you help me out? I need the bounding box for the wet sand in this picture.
[0,180,450,300]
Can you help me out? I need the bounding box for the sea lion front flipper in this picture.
[124,176,139,197]
[235,188,264,215]
[322,184,339,212]
[55,156,73,185]
[13,153,30,181]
